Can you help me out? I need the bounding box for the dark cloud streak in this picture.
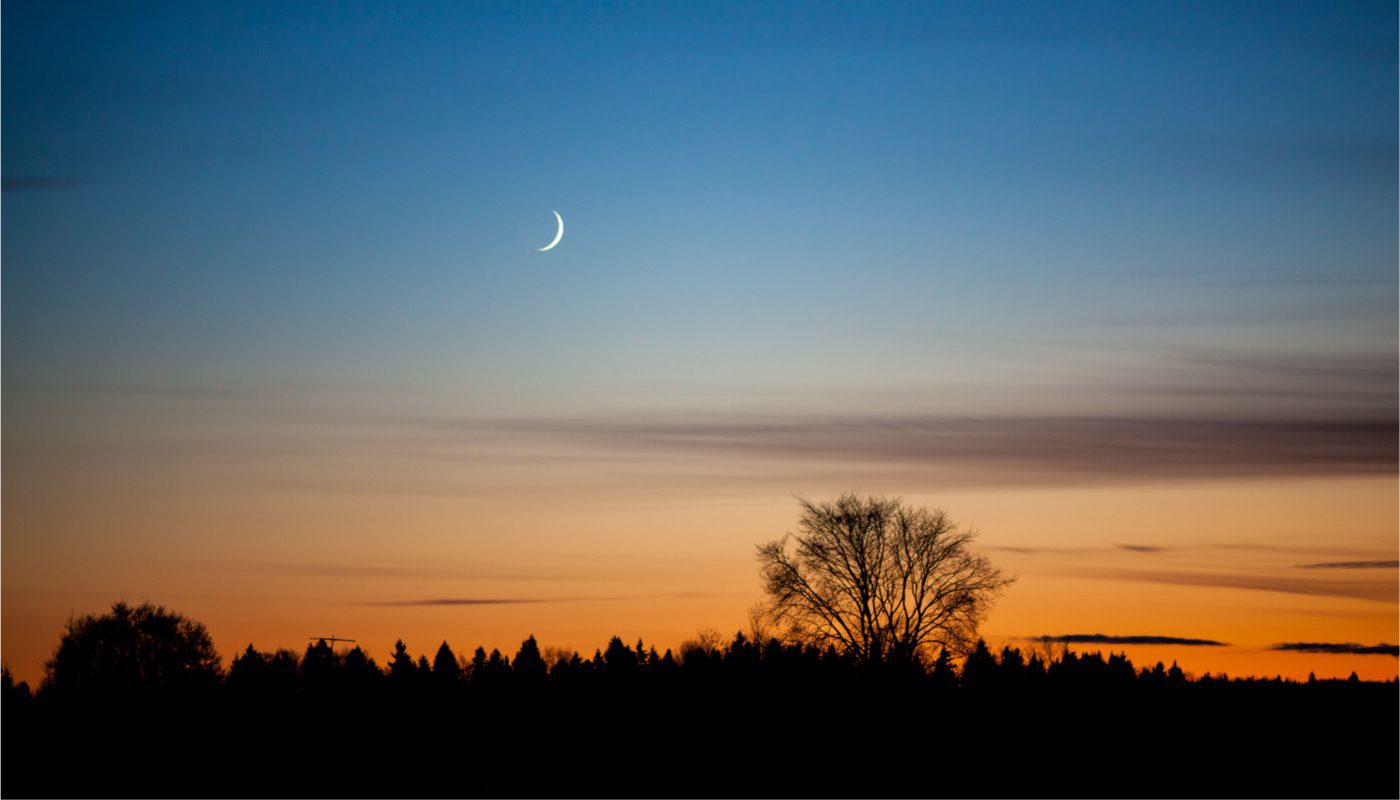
[1029,634,1227,647]
[988,546,1096,555]
[1297,560,1399,570]
[366,598,563,606]
[1203,274,1398,288]
[1269,642,1398,656]
[365,592,717,607]
[263,563,469,580]
[440,414,1397,486]
[2,176,84,193]
[1080,568,1397,603]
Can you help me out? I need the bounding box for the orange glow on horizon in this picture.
[4,470,1395,686]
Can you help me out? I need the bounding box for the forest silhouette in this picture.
[3,600,1397,799]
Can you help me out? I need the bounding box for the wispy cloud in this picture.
[430,414,1395,487]
[1029,634,1226,647]
[2,176,84,193]
[990,543,1167,556]
[1202,274,1398,288]
[365,598,568,606]
[1163,350,1397,383]
[365,591,717,607]
[997,542,1377,560]
[1297,560,1399,570]
[987,545,1097,555]
[1268,642,1399,656]
[31,382,260,403]
[257,563,558,581]
[231,560,700,584]
[1121,349,1398,414]
[264,563,469,580]
[1079,568,1397,603]
[25,346,1393,493]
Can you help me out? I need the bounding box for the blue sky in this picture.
[3,0,1397,685]
[5,0,1395,416]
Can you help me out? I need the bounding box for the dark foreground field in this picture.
[5,680,1396,798]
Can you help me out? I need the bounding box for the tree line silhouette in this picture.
[3,602,1395,798]
[8,610,1386,708]
[15,629,1380,702]
[11,496,1390,797]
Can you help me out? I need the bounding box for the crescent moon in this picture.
[538,209,564,252]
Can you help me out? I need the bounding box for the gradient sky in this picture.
[4,0,1397,684]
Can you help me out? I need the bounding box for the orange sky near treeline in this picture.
[5,0,1396,700]
[3,461,1396,686]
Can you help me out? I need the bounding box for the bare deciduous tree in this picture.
[756,493,1014,666]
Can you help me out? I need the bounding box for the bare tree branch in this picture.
[755,493,1015,667]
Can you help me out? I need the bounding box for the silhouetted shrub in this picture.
[42,601,221,697]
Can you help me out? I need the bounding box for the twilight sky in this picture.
[3,0,1397,683]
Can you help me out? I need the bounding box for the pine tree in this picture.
[513,635,547,678]
[1167,661,1185,685]
[432,641,460,684]
[960,639,998,690]
[930,647,958,689]
[486,648,509,673]
[302,639,339,689]
[603,637,637,674]
[388,640,416,683]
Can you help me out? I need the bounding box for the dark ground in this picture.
[5,681,1396,798]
